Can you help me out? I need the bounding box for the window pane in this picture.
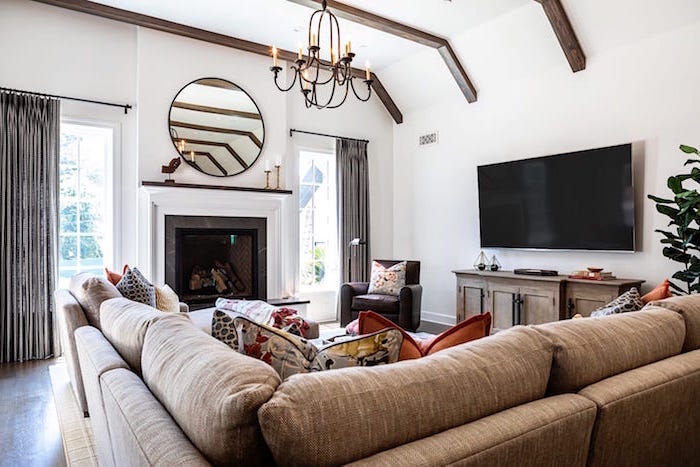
[59,123,112,281]
[60,204,78,233]
[299,150,338,290]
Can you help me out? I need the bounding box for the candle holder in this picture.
[274,163,281,190]
[264,170,272,190]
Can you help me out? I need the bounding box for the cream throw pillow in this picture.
[155,284,180,313]
[367,261,407,296]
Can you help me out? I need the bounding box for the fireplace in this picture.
[165,216,267,307]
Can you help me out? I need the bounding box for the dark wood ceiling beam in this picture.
[183,139,249,169]
[288,0,477,103]
[534,0,586,72]
[31,0,404,124]
[186,151,228,176]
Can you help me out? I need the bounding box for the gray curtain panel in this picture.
[336,138,370,283]
[0,91,60,363]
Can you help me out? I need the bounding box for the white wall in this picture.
[0,0,394,298]
[385,4,700,323]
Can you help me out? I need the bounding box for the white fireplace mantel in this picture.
[138,184,297,299]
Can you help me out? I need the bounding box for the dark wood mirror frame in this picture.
[168,77,265,177]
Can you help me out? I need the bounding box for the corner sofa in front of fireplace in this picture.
[56,275,700,466]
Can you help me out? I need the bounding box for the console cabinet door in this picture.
[520,285,559,325]
[488,282,520,330]
[565,283,618,317]
[456,276,486,323]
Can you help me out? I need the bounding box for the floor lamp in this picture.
[347,238,366,282]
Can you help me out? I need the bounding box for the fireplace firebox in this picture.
[165,216,266,307]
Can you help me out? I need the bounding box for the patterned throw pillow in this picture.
[211,309,239,351]
[155,284,180,313]
[233,315,318,380]
[367,261,407,295]
[358,310,491,360]
[116,267,156,307]
[311,328,403,371]
[591,287,644,317]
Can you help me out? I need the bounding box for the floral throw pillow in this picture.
[116,267,156,307]
[311,328,403,371]
[591,287,644,317]
[233,315,318,380]
[211,309,239,351]
[367,261,407,296]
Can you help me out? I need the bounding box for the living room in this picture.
[1,0,699,466]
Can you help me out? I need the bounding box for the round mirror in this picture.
[169,78,264,177]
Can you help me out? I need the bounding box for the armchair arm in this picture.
[339,282,370,326]
[398,284,423,332]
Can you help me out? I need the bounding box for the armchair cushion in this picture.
[353,294,400,314]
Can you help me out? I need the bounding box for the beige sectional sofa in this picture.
[55,276,700,466]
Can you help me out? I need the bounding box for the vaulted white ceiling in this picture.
[87,0,528,70]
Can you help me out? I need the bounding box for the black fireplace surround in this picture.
[165,215,267,307]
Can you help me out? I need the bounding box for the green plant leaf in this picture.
[668,176,683,193]
[668,281,688,295]
[663,246,691,264]
[648,194,674,204]
[680,144,699,155]
[656,204,680,219]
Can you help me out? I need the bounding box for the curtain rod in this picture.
[0,86,133,114]
[289,128,369,144]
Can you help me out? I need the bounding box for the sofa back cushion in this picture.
[648,295,700,351]
[535,307,685,394]
[69,273,121,329]
[100,297,187,373]
[142,316,281,466]
[258,326,553,466]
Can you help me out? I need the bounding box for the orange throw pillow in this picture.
[105,264,129,286]
[358,311,492,360]
[641,279,672,303]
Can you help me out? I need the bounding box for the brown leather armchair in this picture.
[340,260,422,332]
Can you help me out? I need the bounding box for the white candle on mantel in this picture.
[264,160,271,172]
[275,157,282,167]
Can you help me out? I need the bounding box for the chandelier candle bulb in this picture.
[311,33,317,47]
[365,63,371,80]
[272,46,278,67]
[190,150,195,162]
[298,46,303,60]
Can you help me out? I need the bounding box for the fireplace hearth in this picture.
[165,216,267,307]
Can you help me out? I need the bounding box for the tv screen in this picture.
[477,144,634,251]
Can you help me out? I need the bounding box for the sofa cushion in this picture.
[648,295,700,351]
[258,326,553,466]
[579,349,700,467]
[591,287,643,316]
[211,309,239,351]
[99,297,188,373]
[69,273,121,329]
[535,307,685,394]
[101,368,209,467]
[352,294,399,313]
[348,395,597,467]
[141,315,280,466]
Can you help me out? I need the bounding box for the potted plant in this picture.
[648,144,700,294]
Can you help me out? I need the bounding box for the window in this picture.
[58,122,114,287]
[299,150,339,290]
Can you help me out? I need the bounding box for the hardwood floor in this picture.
[0,359,66,467]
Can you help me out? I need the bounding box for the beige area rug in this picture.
[49,363,99,467]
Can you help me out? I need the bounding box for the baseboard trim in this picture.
[421,310,456,326]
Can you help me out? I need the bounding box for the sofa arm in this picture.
[399,284,423,332]
[54,289,90,415]
[340,282,370,326]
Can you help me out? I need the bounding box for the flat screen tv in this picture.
[477,144,634,251]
